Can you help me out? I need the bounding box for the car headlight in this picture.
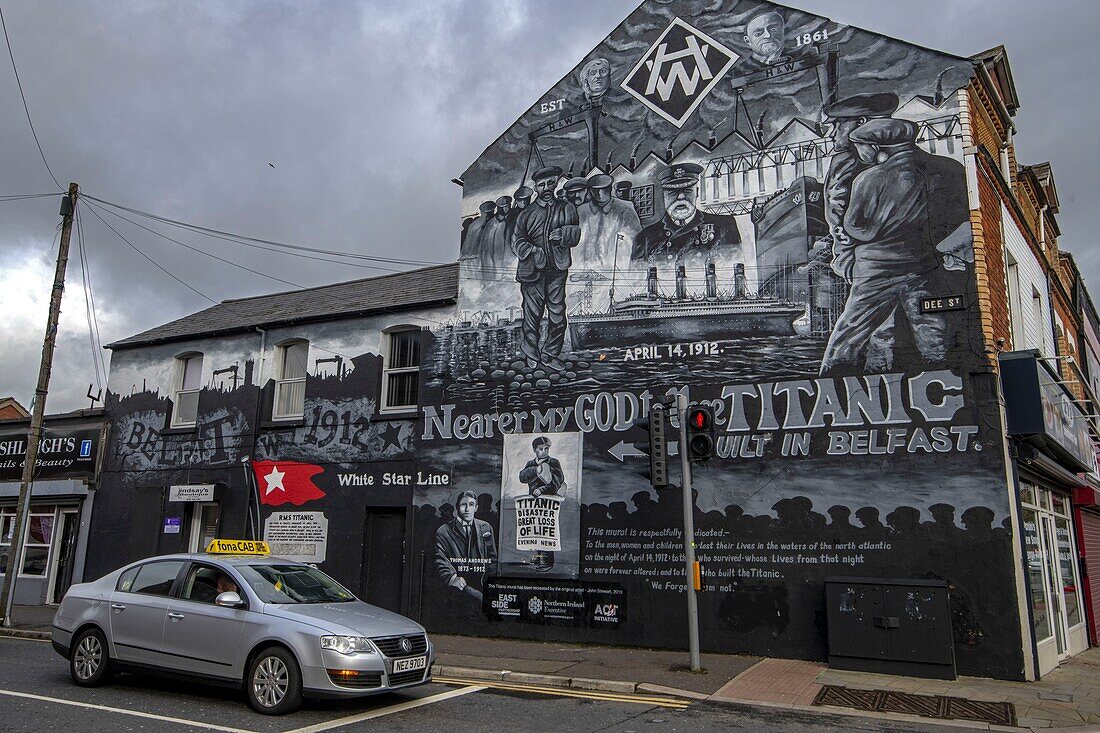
[320,635,375,655]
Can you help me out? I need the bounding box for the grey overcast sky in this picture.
[1,0,1095,413]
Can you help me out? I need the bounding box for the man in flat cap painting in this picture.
[821,118,970,374]
[821,92,900,275]
[512,165,581,370]
[577,173,641,273]
[631,163,740,263]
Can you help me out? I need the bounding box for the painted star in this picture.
[263,465,286,495]
[379,423,403,451]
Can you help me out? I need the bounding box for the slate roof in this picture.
[107,262,459,350]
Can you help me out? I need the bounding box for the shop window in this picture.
[1022,508,1053,642]
[273,340,308,420]
[21,512,53,576]
[171,352,203,428]
[381,327,421,413]
[0,507,54,577]
[1054,516,1084,628]
[0,510,12,575]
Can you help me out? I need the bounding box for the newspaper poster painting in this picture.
[500,431,583,579]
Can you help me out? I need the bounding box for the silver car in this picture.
[51,552,434,714]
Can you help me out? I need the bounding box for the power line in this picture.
[0,193,58,203]
[81,194,441,268]
[83,201,220,306]
[83,198,306,290]
[86,198,405,275]
[74,208,105,391]
[76,206,108,385]
[0,6,60,190]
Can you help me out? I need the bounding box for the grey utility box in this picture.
[824,577,955,680]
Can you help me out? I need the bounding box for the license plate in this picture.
[392,655,427,673]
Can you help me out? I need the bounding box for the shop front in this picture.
[0,414,104,605]
[1001,351,1095,675]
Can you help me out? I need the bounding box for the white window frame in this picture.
[381,326,421,413]
[0,506,57,579]
[171,352,203,429]
[273,340,308,420]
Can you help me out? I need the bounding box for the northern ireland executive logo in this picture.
[621,18,739,128]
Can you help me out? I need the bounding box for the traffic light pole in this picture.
[676,392,702,672]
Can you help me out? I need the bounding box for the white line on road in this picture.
[0,689,256,733]
[282,685,487,733]
[0,634,50,642]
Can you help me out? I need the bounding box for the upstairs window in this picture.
[171,353,203,428]
[273,340,308,420]
[382,327,420,412]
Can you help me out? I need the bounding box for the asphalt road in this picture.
[0,636,980,732]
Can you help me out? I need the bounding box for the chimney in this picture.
[676,265,687,300]
[647,267,659,298]
[705,261,717,298]
[734,263,748,298]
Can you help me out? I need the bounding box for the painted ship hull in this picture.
[569,303,804,350]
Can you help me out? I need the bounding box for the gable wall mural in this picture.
[418,0,1025,679]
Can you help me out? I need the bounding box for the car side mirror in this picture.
[215,591,245,608]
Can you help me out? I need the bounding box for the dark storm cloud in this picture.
[0,0,1095,411]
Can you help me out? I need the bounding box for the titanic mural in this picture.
[420,0,1024,679]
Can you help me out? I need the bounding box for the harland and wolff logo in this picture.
[621,18,739,128]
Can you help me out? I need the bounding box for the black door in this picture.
[51,511,80,602]
[361,508,406,613]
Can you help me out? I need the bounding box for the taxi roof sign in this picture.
[206,539,270,555]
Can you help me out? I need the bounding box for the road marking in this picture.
[0,689,256,732]
[433,676,690,709]
[282,685,486,733]
[0,634,50,642]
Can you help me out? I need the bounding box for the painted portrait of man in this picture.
[433,490,497,604]
[744,10,786,66]
[579,57,611,104]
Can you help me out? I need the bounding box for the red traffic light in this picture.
[689,409,711,430]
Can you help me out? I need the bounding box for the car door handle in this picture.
[111,603,126,611]
[167,612,185,620]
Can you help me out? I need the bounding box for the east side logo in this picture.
[621,18,739,128]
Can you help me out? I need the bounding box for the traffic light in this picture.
[633,402,669,487]
[686,404,716,461]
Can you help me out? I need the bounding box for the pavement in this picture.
[8,603,1100,732]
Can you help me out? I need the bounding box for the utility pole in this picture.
[676,391,702,672]
[1,183,78,627]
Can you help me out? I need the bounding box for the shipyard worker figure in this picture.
[460,200,496,278]
[434,490,497,604]
[578,173,641,272]
[631,163,741,263]
[512,165,581,370]
[821,92,900,277]
[480,195,514,272]
[820,118,969,375]
[518,436,567,573]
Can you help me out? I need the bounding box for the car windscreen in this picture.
[238,563,356,604]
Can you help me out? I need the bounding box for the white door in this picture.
[188,503,221,553]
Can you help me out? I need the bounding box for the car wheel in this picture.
[246,647,302,715]
[69,628,113,687]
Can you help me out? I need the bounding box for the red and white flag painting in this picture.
[254,460,325,507]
